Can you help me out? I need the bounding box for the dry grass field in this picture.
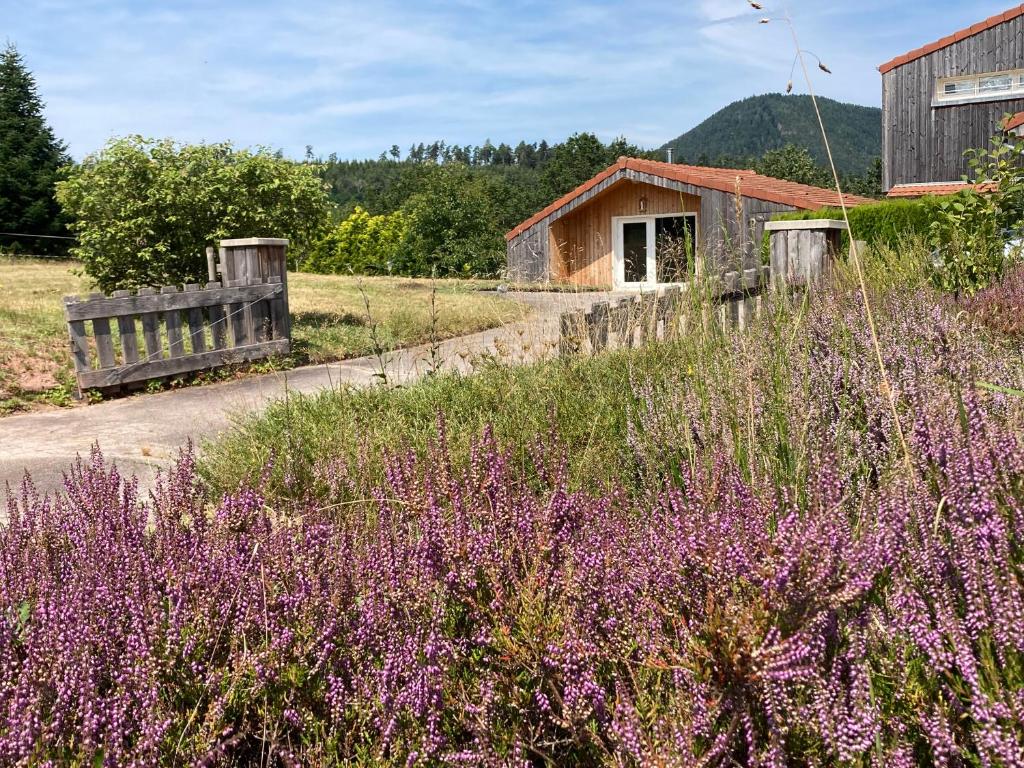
[0,258,529,413]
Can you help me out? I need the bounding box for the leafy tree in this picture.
[304,206,408,275]
[0,43,70,255]
[844,157,884,198]
[540,133,650,201]
[398,165,507,277]
[56,137,331,291]
[754,145,832,188]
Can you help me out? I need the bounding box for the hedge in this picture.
[766,196,947,253]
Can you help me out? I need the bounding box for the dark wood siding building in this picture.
[506,158,871,289]
[880,5,1024,195]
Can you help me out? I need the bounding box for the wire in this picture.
[0,232,77,240]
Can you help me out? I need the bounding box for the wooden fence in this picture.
[558,266,769,356]
[64,277,290,391]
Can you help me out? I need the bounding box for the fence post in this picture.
[587,301,610,352]
[559,311,584,357]
[219,238,290,340]
[206,246,218,282]
[764,220,848,290]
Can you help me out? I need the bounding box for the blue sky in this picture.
[3,0,1015,160]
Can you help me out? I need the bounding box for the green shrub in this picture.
[303,206,408,275]
[769,197,944,249]
[396,164,507,277]
[928,134,1024,295]
[55,137,331,292]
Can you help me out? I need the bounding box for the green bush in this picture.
[769,197,944,250]
[396,164,507,277]
[303,206,408,275]
[928,134,1024,295]
[55,137,331,292]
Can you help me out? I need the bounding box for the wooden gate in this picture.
[65,276,291,393]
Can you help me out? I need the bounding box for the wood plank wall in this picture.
[506,170,796,286]
[506,226,549,282]
[549,182,702,286]
[882,14,1024,189]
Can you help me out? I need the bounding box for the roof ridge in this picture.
[878,4,1024,74]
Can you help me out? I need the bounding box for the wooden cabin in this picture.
[506,157,870,289]
[880,4,1024,198]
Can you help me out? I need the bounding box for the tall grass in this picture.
[201,242,991,505]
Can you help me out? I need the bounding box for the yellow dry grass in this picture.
[0,259,88,402]
[0,259,529,412]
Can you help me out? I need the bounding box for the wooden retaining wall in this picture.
[558,266,769,356]
[64,277,289,391]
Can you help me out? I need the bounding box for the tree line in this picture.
[1,41,882,285]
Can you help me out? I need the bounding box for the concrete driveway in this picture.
[0,291,620,496]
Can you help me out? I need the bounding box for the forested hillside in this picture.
[661,94,882,176]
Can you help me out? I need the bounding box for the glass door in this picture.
[615,214,696,288]
[655,215,695,283]
[622,221,649,284]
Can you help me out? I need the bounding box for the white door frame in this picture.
[611,212,698,290]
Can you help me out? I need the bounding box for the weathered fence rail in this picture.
[64,277,289,391]
[557,219,851,357]
[558,266,770,356]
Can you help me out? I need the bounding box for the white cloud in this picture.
[697,0,747,23]
[6,0,931,160]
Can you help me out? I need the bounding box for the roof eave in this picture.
[878,4,1024,74]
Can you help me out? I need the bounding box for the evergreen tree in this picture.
[0,43,70,254]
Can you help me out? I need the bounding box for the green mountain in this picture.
[661,94,881,176]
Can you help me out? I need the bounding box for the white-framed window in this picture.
[936,69,1024,105]
[612,213,697,289]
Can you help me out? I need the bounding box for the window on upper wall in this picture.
[936,70,1024,105]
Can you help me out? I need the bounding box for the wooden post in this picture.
[559,311,584,357]
[206,246,218,282]
[138,288,162,361]
[64,296,89,398]
[219,238,290,340]
[765,220,848,291]
[639,291,657,344]
[587,301,609,352]
[184,284,207,354]
[112,290,139,365]
[206,281,228,350]
[162,286,185,357]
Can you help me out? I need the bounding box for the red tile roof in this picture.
[886,181,998,198]
[506,157,874,241]
[1003,111,1024,131]
[878,5,1024,74]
